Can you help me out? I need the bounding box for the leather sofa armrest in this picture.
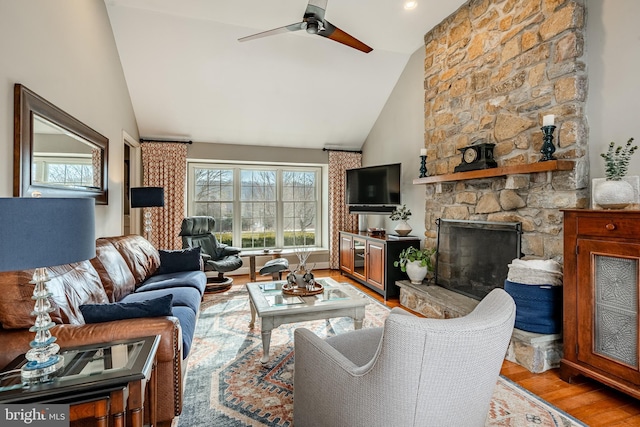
[0,317,182,370]
[53,317,182,363]
[56,316,182,362]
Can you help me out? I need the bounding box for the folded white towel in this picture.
[509,258,563,274]
[507,265,563,286]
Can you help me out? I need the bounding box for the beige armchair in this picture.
[293,288,516,427]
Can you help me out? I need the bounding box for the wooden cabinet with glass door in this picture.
[366,240,385,290]
[339,234,354,275]
[339,231,418,300]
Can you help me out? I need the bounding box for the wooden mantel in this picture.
[413,160,574,185]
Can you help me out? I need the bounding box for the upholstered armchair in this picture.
[179,216,243,288]
[293,288,516,427]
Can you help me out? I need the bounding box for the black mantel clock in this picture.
[454,142,498,172]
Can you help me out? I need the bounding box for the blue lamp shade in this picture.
[0,198,96,272]
[131,187,165,208]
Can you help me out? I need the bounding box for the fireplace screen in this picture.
[435,219,522,300]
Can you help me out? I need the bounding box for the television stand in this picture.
[339,230,419,300]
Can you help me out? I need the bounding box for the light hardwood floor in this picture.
[233,269,640,426]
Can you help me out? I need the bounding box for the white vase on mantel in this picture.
[593,179,635,209]
[405,261,428,284]
[394,220,412,236]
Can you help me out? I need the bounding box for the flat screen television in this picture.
[346,163,401,213]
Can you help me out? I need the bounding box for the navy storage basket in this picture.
[504,280,562,334]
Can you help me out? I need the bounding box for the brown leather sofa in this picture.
[0,235,206,426]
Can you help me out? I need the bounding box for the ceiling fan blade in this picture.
[238,22,304,43]
[305,0,328,21]
[319,21,373,53]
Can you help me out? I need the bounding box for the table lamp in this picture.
[0,197,95,383]
[130,187,164,243]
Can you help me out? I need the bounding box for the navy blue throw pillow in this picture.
[80,294,173,324]
[156,247,202,275]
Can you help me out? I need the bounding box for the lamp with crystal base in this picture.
[130,187,164,244]
[0,197,95,383]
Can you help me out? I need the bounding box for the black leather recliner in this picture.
[179,216,243,289]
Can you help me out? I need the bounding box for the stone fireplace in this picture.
[418,0,589,255]
[396,0,591,373]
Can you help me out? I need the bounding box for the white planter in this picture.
[593,179,635,209]
[394,220,412,236]
[405,261,428,284]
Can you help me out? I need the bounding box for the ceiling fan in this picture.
[238,0,373,53]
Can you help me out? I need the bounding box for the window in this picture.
[32,156,94,187]
[283,171,317,246]
[240,170,276,248]
[189,163,321,249]
[192,168,234,245]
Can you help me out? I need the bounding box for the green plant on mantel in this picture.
[601,138,638,180]
[389,204,412,221]
[394,246,435,272]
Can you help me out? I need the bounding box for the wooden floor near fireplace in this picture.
[233,269,640,426]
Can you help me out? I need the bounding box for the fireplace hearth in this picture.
[435,219,522,300]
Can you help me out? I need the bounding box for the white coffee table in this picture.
[247,277,367,363]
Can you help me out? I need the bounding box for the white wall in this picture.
[361,48,427,244]
[0,0,138,237]
[585,0,640,180]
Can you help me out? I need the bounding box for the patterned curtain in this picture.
[141,142,187,249]
[328,151,361,269]
[91,148,102,188]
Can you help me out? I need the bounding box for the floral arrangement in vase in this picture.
[594,138,638,209]
[390,204,412,236]
[389,204,412,221]
[601,138,637,180]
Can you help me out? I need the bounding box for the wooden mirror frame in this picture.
[14,84,108,204]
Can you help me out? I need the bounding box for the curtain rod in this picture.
[139,138,193,144]
[322,148,363,154]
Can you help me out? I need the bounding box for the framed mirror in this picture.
[14,84,108,204]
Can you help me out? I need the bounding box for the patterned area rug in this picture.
[177,282,585,427]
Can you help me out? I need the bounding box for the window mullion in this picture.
[315,169,321,247]
[276,168,283,248]
[233,167,242,247]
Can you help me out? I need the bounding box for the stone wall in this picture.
[422,0,589,261]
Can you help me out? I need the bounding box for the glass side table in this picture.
[0,335,159,427]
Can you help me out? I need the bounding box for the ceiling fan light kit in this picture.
[238,0,372,53]
[303,20,322,34]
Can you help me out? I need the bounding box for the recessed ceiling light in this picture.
[404,1,418,10]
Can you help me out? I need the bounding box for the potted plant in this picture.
[594,138,638,209]
[390,204,412,236]
[394,246,436,284]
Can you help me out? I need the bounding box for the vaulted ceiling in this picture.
[105,0,465,150]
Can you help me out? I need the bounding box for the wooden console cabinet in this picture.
[339,231,419,300]
[561,209,640,399]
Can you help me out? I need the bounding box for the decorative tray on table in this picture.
[281,282,324,296]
